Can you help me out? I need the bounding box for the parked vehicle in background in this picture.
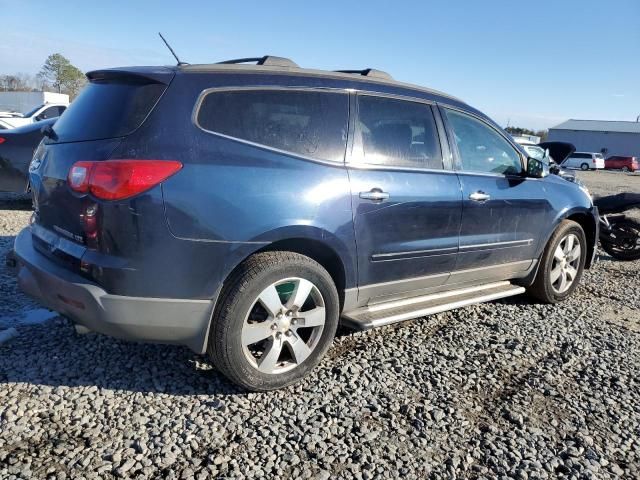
[605,155,638,172]
[561,152,605,171]
[0,103,67,129]
[0,118,56,192]
[12,56,598,391]
[513,138,580,184]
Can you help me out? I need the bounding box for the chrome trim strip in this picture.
[358,259,532,302]
[371,246,458,261]
[459,238,533,252]
[364,281,511,313]
[371,239,533,262]
[366,285,525,328]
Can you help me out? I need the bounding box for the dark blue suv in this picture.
[13,56,598,390]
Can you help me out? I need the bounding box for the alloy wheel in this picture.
[550,233,581,293]
[241,277,326,374]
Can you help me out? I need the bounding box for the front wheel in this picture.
[580,163,590,171]
[528,220,587,303]
[208,251,339,391]
[622,166,630,172]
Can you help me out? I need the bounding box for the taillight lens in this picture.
[67,160,182,200]
[0,137,6,145]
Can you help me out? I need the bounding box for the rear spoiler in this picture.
[86,66,176,85]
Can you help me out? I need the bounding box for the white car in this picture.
[0,103,67,129]
[561,152,605,171]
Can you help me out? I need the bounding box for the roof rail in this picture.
[216,56,299,68]
[335,68,393,80]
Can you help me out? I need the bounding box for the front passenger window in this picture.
[445,109,522,175]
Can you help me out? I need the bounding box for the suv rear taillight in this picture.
[68,160,182,200]
[0,137,6,144]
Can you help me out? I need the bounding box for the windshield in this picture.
[23,104,44,117]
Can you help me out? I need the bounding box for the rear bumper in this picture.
[13,228,213,353]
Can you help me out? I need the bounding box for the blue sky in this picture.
[1,0,638,130]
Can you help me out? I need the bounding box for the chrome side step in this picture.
[341,281,525,330]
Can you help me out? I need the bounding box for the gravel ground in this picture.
[1,172,639,479]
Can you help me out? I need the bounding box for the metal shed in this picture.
[547,119,640,158]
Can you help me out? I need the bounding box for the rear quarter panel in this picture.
[121,72,359,294]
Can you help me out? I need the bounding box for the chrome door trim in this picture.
[370,239,532,263]
[459,238,533,252]
[371,246,458,262]
[357,259,533,303]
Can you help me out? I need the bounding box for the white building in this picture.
[0,91,69,114]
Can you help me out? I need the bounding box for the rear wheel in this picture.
[528,220,587,303]
[622,166,630,172]
[208,251,339,391]
[580,163,590,171]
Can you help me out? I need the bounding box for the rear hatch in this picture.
[29,67,174,264]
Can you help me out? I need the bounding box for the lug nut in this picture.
[286,311,293,317]
[291,319,297,326]
[285,330,293,337]
[275,332,282,339]
[277,313,283,319]
[271,324,278,331]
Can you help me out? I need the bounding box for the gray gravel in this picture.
[1,175,639,479]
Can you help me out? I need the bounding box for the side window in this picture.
[41,107,57,119]
[196,90,348,163]
[354,95,443,169]
[445,109,523,175]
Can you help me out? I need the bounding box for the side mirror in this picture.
[526,157,549,178]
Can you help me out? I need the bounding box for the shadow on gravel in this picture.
[0,318,250,397]
[0,194,32,211]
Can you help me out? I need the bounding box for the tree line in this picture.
[1,53,86,99]
[505,126,548,141]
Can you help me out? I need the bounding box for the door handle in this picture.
[359,189,390,201]
[469,191,491,202]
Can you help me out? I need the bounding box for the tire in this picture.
[528,220,587,303]
[622,166,629,172]
[208,251,339,391]
[600,219,640,261]
[580,163,589,171]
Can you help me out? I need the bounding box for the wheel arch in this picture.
[199,232,352,353]
[517,206,597,288]
[216,225,357,308]
[565,210,597,269]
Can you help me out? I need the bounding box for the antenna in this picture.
[158,32,187,66]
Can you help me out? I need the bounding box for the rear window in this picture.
[196,89,349,163]
[52,79,166,143]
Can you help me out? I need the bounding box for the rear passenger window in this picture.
[354,95,443,169]
[197,90,348,163]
